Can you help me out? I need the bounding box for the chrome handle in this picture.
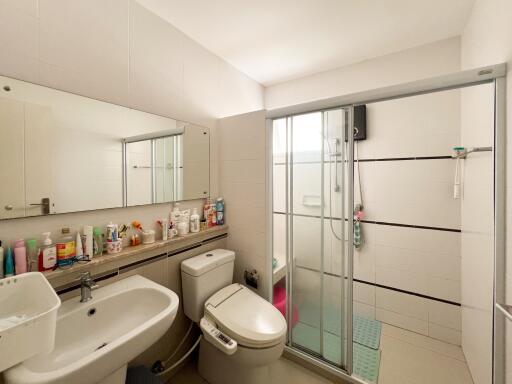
[496,303,512,322]
[4,204,13,211]
[28,198,50,215]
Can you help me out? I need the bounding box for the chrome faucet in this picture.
[80,272,98,303]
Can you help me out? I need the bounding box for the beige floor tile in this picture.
[169,357,335,384]
[381,323,466,361]
[379,332,473,384]
[169,360,207,384]
[268,358,334,384]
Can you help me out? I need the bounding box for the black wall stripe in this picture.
[273,155,452,166]
[295,264,460,307]
[273,211,461,233]
[353,279,460,307]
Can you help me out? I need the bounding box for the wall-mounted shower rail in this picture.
[452,146,493,159]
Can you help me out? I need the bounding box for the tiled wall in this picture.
[218,110,269,297]
[273,88,465,345]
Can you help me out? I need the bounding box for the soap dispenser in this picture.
[38,232,57,271]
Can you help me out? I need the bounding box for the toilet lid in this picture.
[204,284,287,348]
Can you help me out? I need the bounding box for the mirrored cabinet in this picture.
[0,75,210,220]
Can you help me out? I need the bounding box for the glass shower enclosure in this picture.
[272,107,354,372]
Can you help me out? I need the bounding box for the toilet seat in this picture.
[204,284,287,349]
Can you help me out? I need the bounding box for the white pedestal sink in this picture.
[5,275,179,384]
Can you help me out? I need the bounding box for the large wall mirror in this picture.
[0,75,210,219]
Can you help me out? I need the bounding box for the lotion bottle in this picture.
[13,239,27,274]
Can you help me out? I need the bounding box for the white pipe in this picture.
[156,335,202,376]
[163,322,194,366]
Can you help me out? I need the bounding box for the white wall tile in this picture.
[361,88,460,159]
[376,266,428,296]
[38,0,130,105]
[428,323,462,345]
[376,287,428,320]
[129,1,183,119]
[354,282,375,306]
[181,36,219,129]
[462,306,493,384]
[0,2,39,82]
[428,276,460,303]
[428,301,461,331]
[376,307,428,335]
[355,302,376,320]
[218,110,268,297]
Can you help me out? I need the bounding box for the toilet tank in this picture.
[181,249,235,322]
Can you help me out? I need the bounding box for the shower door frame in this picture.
[266,63,507,384]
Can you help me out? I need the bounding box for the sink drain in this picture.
[87,308,97,317]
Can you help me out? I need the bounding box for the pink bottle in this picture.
[13,239,27,274]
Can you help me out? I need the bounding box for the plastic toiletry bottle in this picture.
[56,227,76,267]
[210,203,217,227]
[190,208,200,233]
[38,232,57,271]
[84,225,93,259]
[0,241,4,278]
[93,227,103,257]
[170,204,181,229]
[216,197,225,225]
[26,239,38,272]
[13,239,27,274]
[5,247,14,277]
[203,198,212,227]
[106,222,118,242]
[161,218,168,240]
[75,232,84,259]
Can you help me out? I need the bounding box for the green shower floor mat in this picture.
[353,315,381,350]
[291,319,381,384]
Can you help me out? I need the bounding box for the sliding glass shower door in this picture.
[272,107,354,372]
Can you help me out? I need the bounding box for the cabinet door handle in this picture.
[28,198,50,215]
[4,204,13,211]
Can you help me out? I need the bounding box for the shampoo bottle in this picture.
[5,247,14,277]
[38,232,57,271]
[13,239,27,274]
[0,241,4,278]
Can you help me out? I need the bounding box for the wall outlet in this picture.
[244,269,259,289]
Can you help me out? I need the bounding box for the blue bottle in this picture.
[5,247,14,277]
[216,197,225,225]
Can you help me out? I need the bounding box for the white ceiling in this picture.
[136,0,475,86]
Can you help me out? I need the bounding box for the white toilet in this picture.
[181,249,287,384]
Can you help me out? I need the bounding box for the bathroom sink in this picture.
[5,275,179,384]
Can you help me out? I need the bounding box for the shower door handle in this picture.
[496,303,512,322]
